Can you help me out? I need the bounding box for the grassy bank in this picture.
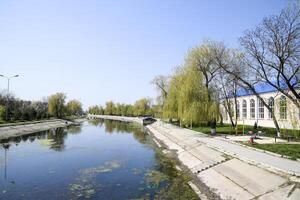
[244,143,300,160]
[191,124,300,139]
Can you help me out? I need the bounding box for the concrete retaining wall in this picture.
[0,119,74,140]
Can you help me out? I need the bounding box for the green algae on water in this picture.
[69,160,122,199]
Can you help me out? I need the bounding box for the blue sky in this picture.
[0,0,287,108]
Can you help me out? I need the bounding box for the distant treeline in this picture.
[88,98,159,117]
[0,92,84,122]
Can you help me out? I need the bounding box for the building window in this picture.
[258,99,264,119]
[280,96,287,119]
[268,97,274,119]
[224,108,228,120]
[236,101,240,119]
[242,100,247,118]
[250,99,255,119]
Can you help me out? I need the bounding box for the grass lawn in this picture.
[245,143,300,160]
[192,124,238,135]
[191,124,300,139]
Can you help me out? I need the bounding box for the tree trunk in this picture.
[219,111,223,125]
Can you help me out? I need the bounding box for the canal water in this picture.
[0,119,198,200]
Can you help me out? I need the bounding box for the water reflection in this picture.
[1,143,10,180]
[0,120,199,199]
[88,119,147,144]
[67,125,82,134]
[0,127,68,151]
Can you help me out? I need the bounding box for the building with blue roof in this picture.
[220,84,300,131]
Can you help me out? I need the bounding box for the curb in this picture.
[217,137,300,162]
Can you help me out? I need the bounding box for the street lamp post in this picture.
[0,74,19,121]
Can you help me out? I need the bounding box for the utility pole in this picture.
[0,74,19,121]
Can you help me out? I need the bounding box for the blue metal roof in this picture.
[236,84,278,97]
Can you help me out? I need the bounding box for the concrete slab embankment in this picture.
[0,119,74,140]
[147,121,300,200]
[88,115,143,124]
[90,115,300,200]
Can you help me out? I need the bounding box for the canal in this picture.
[0,119,198,200]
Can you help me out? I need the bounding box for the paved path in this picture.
[151,121,300,176]
[198,135,300,175]
[89,115,300,199]
[147,121,300,199]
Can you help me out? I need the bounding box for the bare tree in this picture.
[151,75,169,106]
[216,67,239,128]
[240,2,300,109]
[214,43,282,137]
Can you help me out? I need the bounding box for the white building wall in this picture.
[220,91,300,130]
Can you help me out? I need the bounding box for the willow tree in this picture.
[105,101,116,115]
[163,65,218,127]
[178,65,216,127]
[133,98,151,116]
[163,67,183,121]
[186,41,219,101]
[48,93,66,118]
[88,105,104,115]
[66,99,83,116]
[185,42,220,125]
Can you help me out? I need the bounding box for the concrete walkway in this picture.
[0,119,74,140]
[147,121,300,200]
[152,121,300,176]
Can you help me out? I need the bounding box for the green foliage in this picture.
[88,105,104,115]
[66,99,83,116]
[48,93,66,118]
[88,98,154,117]
[0,105,5,120]
[192,123,300,139]
[0,93,49,122]
[105,101,116,115]
[248,144,300,160]
[133,98,151,116]
[163,64,219,126]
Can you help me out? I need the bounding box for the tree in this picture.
[133,98,151,116]
[151,75,169,106]
[214,42,282,137]
[185,41,222,127]
[88,105,104,115]
[48,93,66,118]
[32,101,48,119]
[240,2,300,109]
[179,65,212,127]
[125,104,134,116]
[186,41,220,100]
[163,64,218,127]
[119,104,128,116]
[216,68,239,127]
[163,67,182,121]
[105,101,116,115]
[214,47,246,128]
[66,99,83,116]
[0,105,5,121]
